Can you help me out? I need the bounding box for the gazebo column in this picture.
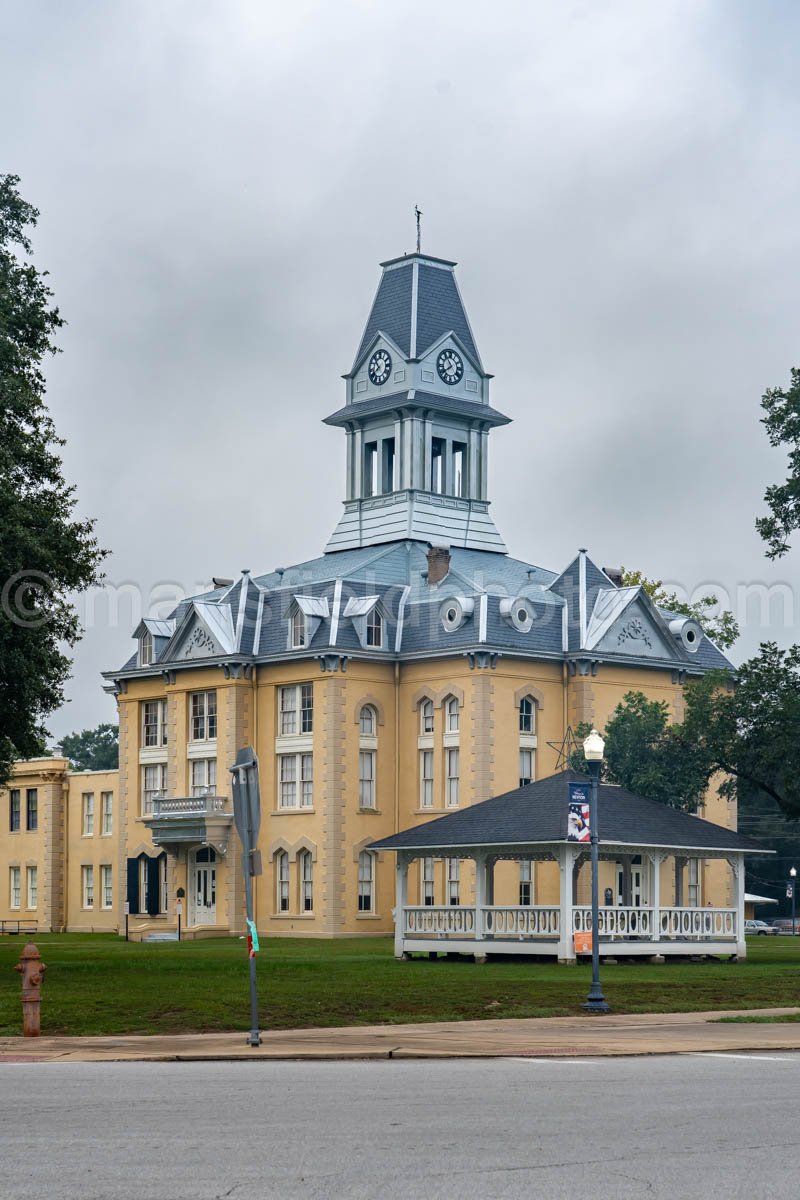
[649,851,664,961]
[729,853,746,959]
[394,852,409,960]
[474,851,487,963]
[558,843,578,963]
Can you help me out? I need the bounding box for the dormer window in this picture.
[140,631,154,666]
[366,608,383,648]
[292,609,306,648]
[420,699,434,735]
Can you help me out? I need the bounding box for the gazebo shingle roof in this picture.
[370,771,768,856]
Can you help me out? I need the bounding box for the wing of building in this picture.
[2,246,743,950]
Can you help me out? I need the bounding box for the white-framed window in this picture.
[101,791,113,836]
[278,753,313,808]
[299,850,313,912]
[291,608,306,648]
[10,866,21,909]
[190,690,217,741]
[159,855,168,913]
[420,749,434,808]
[26,866,38,909]
[191,758,217,797]
[420,698,434,734]
[26,789,38,831]
[519,696,535,735]
[688,859,700,907]
[279,684,313,735]
[445,748,460,807]
[140,631,154,666]
[445,696,460,733]
[101,864,113,910]
[9,789,20,832]
[359,704,376,736]
[519,860,532,906]
[421,857,435,906]
[142,762,167,815]
[366,607,383,648]
[359,750,376,809]
[276,851,289,912]
[519,749,534,787]
[138,858,149,914]
[446,858,460,906]
[358,851,375,913]
[82,793,94,837]
[142,698,168,747]
[82,865,94,909]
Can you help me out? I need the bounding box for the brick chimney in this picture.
[426,543,451,585]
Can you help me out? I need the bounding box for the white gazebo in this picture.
[371,771,770,963]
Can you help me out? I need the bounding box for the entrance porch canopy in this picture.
[371,771,769,962]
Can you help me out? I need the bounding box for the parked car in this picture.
[769,919,799,934]
[745,919,777,936]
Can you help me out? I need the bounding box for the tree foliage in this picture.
[756,367,800,559]
[620,568,739,650]
[0,174,106,786]
[56,723,119,771]
[571,643,800,819]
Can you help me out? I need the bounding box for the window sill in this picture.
[414,808,451,815]
[357,807,381,815]
[356,913,382,920]
[272,808,316,816]
[271,912,315,920]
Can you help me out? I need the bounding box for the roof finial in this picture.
[415,205,422,254]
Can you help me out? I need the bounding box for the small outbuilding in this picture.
[371,770,769,963]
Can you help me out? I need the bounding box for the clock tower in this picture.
[324,252,510,554]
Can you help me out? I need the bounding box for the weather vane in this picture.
[415,205,422,254]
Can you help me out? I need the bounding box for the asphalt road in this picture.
[2,1054,798,1199]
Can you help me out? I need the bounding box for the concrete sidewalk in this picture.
[2,1007,800,1063]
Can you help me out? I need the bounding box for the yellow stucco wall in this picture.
[65,769,119,932]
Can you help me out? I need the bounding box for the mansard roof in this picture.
[370,771,767,856]
[105,544,735,684]
[352,253,481,371]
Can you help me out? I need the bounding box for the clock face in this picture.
[368,349,392,386]
[437,348,464,386]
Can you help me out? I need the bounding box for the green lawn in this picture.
[1,934,799,1037]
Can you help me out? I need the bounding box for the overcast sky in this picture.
[2,0,799,740]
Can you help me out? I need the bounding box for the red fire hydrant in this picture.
[14,942,47,1037]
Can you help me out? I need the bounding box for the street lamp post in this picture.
[791,866,797,937]
[582,729,609,1014]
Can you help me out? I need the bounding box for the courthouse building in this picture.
[2,245,744,948]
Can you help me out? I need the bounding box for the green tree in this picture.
[620,568,739,650]
[755,366,800,559]
[0,174,106,786]
[56,723,119,771]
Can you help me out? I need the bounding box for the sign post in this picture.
[229,746,263,1047]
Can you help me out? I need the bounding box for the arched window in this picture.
[291,609,306,649]
[519,696,535,735]
[445,696,460,734]
[299,850,313,912]
[420,699,434,735]
[359,704,376,736]
[140,631,154,666]
[358,851,375,913]
[276,851,289,912]
[366,608,383,648]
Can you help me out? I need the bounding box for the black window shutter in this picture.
[126,858,139,912]
[147,856,161,916]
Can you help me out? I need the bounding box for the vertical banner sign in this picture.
[230,746,263,1048]
[567,781,591,843]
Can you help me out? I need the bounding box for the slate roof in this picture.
[370,771,768,855]
[353,254,480,369]
[324,390,510,429]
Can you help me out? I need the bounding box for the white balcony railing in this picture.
[573,905,654,938]
[400,905,738,943]
[404,906,475,936]
[151,796,229,817]
[659,906,737,940]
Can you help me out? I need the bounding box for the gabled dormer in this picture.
[343,594,392,650]
[133,619,175,668]
[287,596,329,650]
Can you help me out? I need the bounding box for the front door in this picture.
[192,847,217,924]
[616,864,646,906]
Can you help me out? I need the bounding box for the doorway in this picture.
[191,846,217,924]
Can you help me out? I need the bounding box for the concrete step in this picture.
[142,932,180,943]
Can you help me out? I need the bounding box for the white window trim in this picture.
[10,866,21,909]
[26,866,38,910]
[82,865,94,910]
[100,864,113,910]
[277,752,314,810]
[189,690,217,742]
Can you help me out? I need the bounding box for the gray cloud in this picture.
[2,0,798,738]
